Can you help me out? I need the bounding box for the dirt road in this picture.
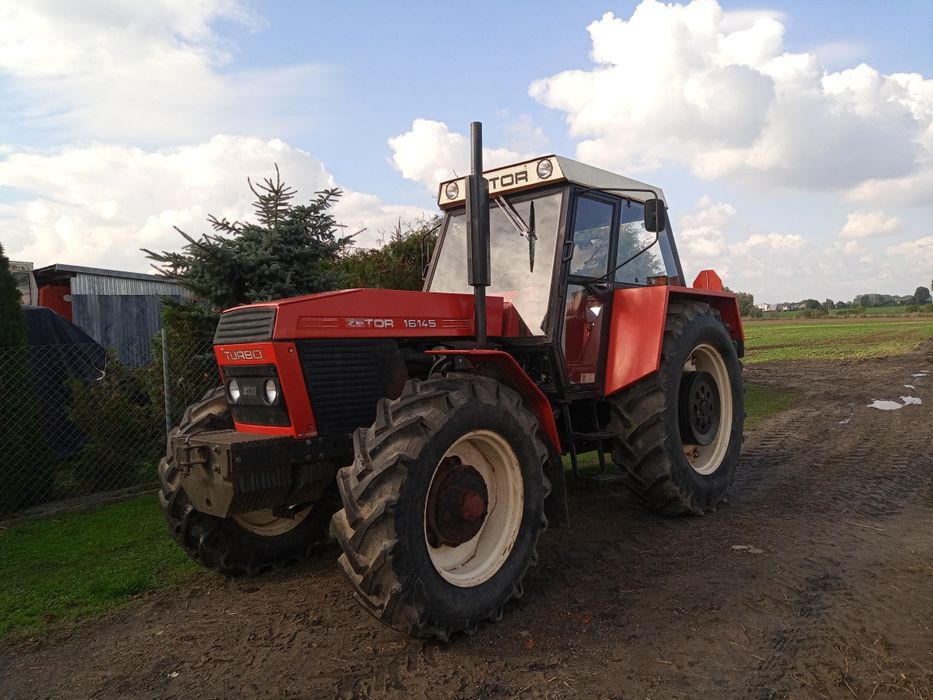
[2,346,931,699]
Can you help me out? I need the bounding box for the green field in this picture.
[743,317,933,363]
[0,497,204,639]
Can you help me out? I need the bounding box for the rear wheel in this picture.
[159,388,338,576]
[609,301,744,514]
[334,375,549,639]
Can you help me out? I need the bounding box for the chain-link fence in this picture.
[0,333,220,520]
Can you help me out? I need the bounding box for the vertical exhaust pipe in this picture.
[465,121,491,345]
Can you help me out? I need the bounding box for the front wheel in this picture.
[609,301,744,514]
[159,388,338,576]
[333,375,550,640]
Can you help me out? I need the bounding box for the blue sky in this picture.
[1,0,931,303]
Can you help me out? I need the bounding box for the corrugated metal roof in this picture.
[33,263,178,282]
[71,273,192,296]
[33,263,193,297]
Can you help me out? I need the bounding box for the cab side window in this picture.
[614,199,665,285]
[569,197,613,278]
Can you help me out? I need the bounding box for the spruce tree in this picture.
[144,166,351,311]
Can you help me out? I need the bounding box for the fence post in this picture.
[161,328,172,434]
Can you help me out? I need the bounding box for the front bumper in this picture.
[172,429,345,517]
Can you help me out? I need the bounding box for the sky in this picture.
[0,0,931,304]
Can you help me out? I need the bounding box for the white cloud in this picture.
[846,169,933,207]
[839,209,904,238]
[0,136,429,271]
[504,115,549,154]
[0,0,329,143]
[388,119,522,192]
[674,196,822,298]
[678,197,735,263]
[528,0,933,199]
[886,236,933,270]
[731,232,805,255]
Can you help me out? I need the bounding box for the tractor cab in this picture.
[430,156,685,394]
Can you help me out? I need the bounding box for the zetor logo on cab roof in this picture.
[222,348,264,361]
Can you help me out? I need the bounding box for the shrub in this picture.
[798,308,828,319]
[65,351,164,493]
[0,347,59,514]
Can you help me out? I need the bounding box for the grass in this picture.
[745,383,798,430]
[744,316,933,363]
[0,496,203,639]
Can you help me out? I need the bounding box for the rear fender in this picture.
[424,349,568,529]
[604,282,743,396]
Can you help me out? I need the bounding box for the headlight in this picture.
[228,378,241,403]
[263,379,279,405]
[536,158,553,179]
[445,181,459,200]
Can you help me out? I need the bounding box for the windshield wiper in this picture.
[495,196,537,272]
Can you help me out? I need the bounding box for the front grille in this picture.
[297,340,407,436]
[214,307,276,344]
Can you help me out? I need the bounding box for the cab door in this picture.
[560,193,618,387]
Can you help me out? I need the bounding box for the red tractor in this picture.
[160,123,744,639]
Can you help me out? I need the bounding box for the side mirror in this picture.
[644,198,667,232]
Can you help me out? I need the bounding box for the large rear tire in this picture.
[333,375,550,640]
[159,388,338,576]
[609,301,744,514]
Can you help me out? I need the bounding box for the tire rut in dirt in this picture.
[333,375,550,640]
[737,401,933,520]
[731,363,933,697]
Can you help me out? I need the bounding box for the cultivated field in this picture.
[1,316,931,698]
[744,316,933,363]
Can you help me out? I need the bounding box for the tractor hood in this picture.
[218,288,510,341]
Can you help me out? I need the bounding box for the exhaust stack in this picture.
[465,121,491,345]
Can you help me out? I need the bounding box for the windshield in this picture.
[428,190,563,335]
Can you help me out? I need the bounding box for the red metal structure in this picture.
[161,124,745,640]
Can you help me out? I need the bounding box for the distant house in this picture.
[30,264,193,366]
[757,303,775,312]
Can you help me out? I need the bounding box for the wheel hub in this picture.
[679,370,721,446]
[425,456,489,548]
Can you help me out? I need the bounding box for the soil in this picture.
[2,344,932,699]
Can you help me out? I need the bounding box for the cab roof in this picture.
[437,155,666,209]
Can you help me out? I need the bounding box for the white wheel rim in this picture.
[233,506,310,537]
[682,344,733,475]
[424,430,524,588]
